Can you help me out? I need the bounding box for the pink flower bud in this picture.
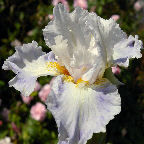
[34,81,41,91]
[74,0,88,9]
[112,66,121,75]
[38,84,51,102]
[52,0,70,11]
[0,120,3,126]
[30,102,46,121]
[48,14,54,20]
[111,15,120,21]
[21,95,33,104]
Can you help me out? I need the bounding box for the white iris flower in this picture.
[2,4,143,144]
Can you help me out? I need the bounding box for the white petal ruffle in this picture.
[46,75,121,144]
[2,41,58,96]
[113,35,143,67]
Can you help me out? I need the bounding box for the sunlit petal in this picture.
[43,4,107,81]
[43,4,142,83]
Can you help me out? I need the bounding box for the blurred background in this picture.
[0,0,144,144]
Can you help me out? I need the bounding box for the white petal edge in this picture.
[113,35,143,67]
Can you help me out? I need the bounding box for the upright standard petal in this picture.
[43,4,91,69]
[43,4,90,51]
[85,15,143,67]
[43,4,143,83]
[43,4,106,82]
[46,76,121,144]
[85,16,127,65]
[2,41,67,96]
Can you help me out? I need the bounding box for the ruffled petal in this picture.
[43,4,92,70]
[113,35,143,67]
[85,15,143,67]
[85,15,127,65]
[2,41,64,96]
[46,76,121,144]
[43,4,106,81]
[44,4,141,82]
[43,4,90,51]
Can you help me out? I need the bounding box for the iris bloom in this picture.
[2,4,143,144]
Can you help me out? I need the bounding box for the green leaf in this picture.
[0,80,5,87]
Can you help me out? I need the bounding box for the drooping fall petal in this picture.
[46,75,121,144]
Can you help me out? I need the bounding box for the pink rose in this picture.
[74,0,88,9]
[38,84,51,102]
[112,66,121,75]
[30,102,46,121]
[134,1,142,11]
[21,95,33,104]
[52,0,70,11]
[111,14,120,21]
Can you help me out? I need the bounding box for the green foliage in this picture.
[0,0,144,143]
